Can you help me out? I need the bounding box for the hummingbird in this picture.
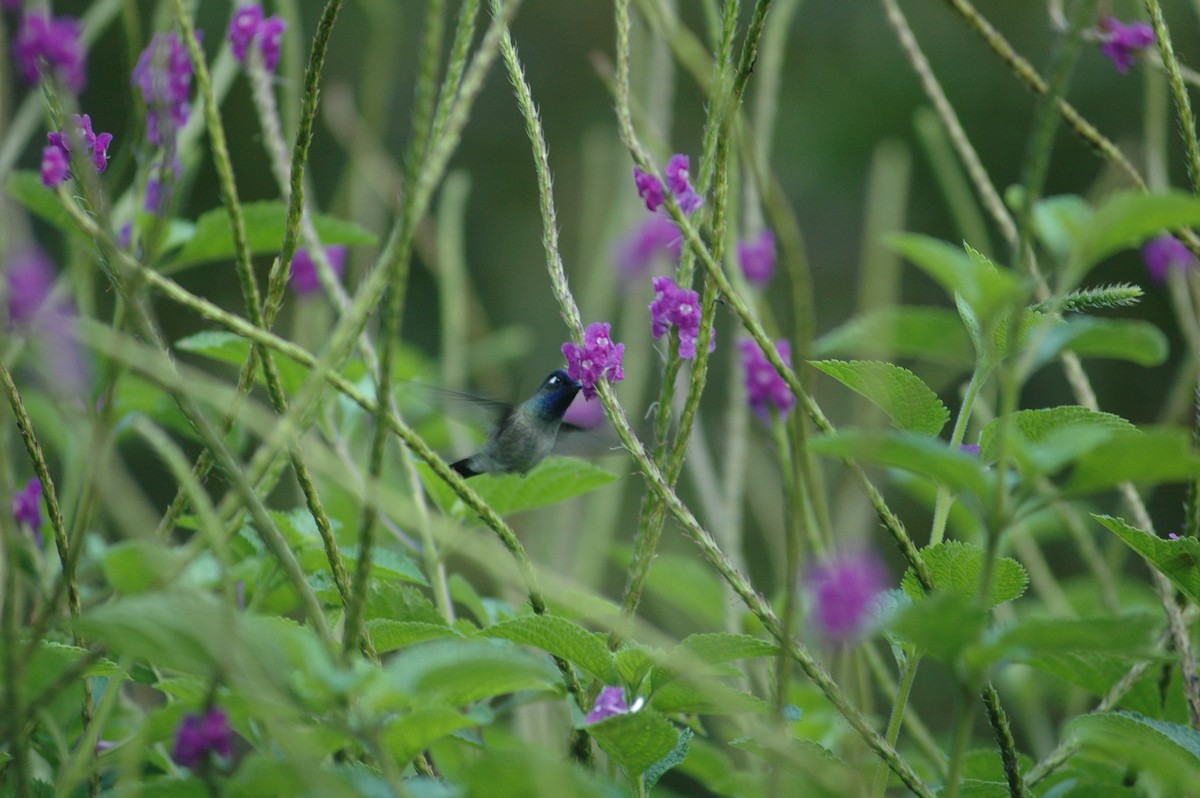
[449,369,583,478]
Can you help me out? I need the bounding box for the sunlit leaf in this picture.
[809,360,949,435]
[481,615,616,682]
[900,541,1028,607]
[1094,514,1200,604]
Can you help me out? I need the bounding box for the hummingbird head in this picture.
[527,368,582,422]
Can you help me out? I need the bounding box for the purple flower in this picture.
[1143,234,1193,284]
[43,114,113,186]
[614,215,682,282]
[633,167,665,212]
[14,13,85,93]
[807,550,888,643]
[132,32,194,148]
[41,144,70,187]
[586,686,630,723]
[6,248,55,325]
[665,154,704,213]
[649,276,714,360]
[737,338,796,421]
[562,392,607,429]
[562,322,625,401]
[4,249,90,398]
[228,5,286,72]
[737,230,776,286]
[11,478,43,547]
[290,245,347,296]
[1168,532,1182,540]
[1100,18,1155,74]
[173,707,234,768]
[960,443,981,456]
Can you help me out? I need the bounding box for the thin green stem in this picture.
[943,688,980,798]
[930,364,989,546]
[871,654,921,798]
[1144,0,1200,194]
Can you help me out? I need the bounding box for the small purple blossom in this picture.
[737,338,796,421]
[807,550,888,643]
[737,229,777,286]
[633,167,665,212]
[614,215,682,283]
[229,5,286,72]
[40,144,70,187]
[5,248,55,325]
[1143,234,1194,284]
[132,32,194,147]
[586,686,630,723]
[649,276,714,360]
[562,322,625,401]
[42,115,113,187]
[1100,18,1155,74]
[1168,532,1182,540]
[14,13,85,93]
[562,391,607,429]
[11,478,43,547]
[4,249,90,398]
[290,245,347,296]
[173,707,234,768]
[665,154,704,213]
[960,443,981,456]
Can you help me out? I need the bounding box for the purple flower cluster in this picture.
[633,154,703,214]
[11,478,43,547]
[14,12,85,93]
[737,229,777,287]
[1100,17,1155,74]
[737,338,796,421]
[650,276,713,359]
[1143,234,1193,284]
[229,5,286,73]
[806,550,888,643]
[614,215,683,283]
[586,685,631,723]
[562,322,625,401]
[132,33,194,148]
[41,114,113,188]
[4,249,90,398]
[290,245,347,296]
[173,707,234,768]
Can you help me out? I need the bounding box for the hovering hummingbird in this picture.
[449,369,584,478]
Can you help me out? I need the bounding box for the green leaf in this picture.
[586,710,680,775]
[1025,651,1161,715]
[460,749,621,798]
[383,638,561,706]
[808,430,990,499]
[175,330,311,395]
[439,456,618,517]
[648,677,772,715]
[1094,515,1200,604]
[889,591,987,663]
[1032,194,1092,261]
[674,633,778,665]
[644,726,693,789]
[6,171,82,238]
[1065,427,1200,495]
[162,201,377,271]
[1069,711,1200,793]
[383,706,479,763]
[343,546,427,587]
[1032,317,1169,369]
[809,360,949,435]
[888,234,1026,322]
[972,615,1158,669]
[368,620,461,654]
[811,306,973,367]
[1076,191,1200,277]
[481,615,616,682]
[979,406,1136,475]
[615,644,659,688]
[900,541,1028,607]
[102,540,189,594]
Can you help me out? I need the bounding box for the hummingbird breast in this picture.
[484,412,559,474]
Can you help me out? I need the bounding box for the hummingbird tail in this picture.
[450,458,480,478]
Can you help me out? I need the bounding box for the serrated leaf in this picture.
[811,306,973,366]
[810,360,949,435]
[889,234,1026,322]
[383,638,561,706]
[808,430,990,498]
[586,710,680,775]
[1069,711,1200,794]
[383,707,479,763]
[972,615,1159,669]
[367,620,461,654]
[343,546,427,587]
[421,457,618,518]
[1025,651,1161,715]
[900,541,1028,607]
[1065,427,1200,495]
[162,201,377,270]
[460,749,620,798]
[1094,514,1200,604]
[1032,317,1168,370]
[889,591,988,663]
[648,677,772,715]
[481,615,616,682]
[1076,191,1200,278]
[674,633,778,665]
[175,330,310,395]
[979,406,1136,475]
[645,726,692,789]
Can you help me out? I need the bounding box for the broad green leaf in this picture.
[6,171,83,238]
[674,633,778,665]
[113,373,199,441]
[343,546,427,587]
[649,677,772,715]
[645,727,693,789]
[979,406,1135,474]
[586,709,680,775]
[637,550,726,628]
[1065,427,1200,495]
[175,330,310,395]
[1032,194,1092,261]
[26,642,120,699]
[1025,651,1161,715]
[368,620,461,654]
[383,638,561,706]
[481,615,616,682]
[1094,515,1200,604]
[811,306,973,366]
[889,234,1026,322]
[889,591,987,663]
[900,541,1028,607]
[383,707,479,763]
[1069,711,1200,794]
[808,430,990,499]
[441,457,618,517]
[461,749,621,798]
[1076,191,1200,277]
[615,644,659,688]
[162,201,376,270]
[809,360,949,435]
[971,615,1158,669]
[1032,317,1168,370]
[102,540,189,594]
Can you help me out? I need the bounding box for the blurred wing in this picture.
[403,382,513,426]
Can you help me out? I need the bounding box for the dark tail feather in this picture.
[450,458,479,478]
